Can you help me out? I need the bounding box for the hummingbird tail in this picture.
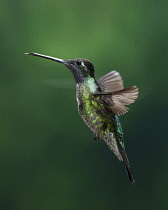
[119,149,135,184]
[123,158,135,184]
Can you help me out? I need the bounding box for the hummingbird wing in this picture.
[98,71,139,116]
[108,86,139,116]
[98,71,123,93]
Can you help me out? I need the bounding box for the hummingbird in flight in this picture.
[25,52,139,183]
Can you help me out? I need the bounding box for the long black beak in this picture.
[25,52,65,64]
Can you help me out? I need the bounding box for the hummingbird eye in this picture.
[76,61,82,66]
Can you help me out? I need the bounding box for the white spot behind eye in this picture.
[81,62,85,66]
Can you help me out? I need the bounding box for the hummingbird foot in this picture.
[94,134,99,141]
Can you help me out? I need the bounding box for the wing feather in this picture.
[98,71,123,93]
[107,86,139,116]
[98,71,139,116]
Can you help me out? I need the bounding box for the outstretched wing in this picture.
[106,86,139,116]
[98,71,139,116]
[98,71,123,93]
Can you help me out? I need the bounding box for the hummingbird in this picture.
[25,52,139,183]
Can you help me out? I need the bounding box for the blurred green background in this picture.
[0,0,167,209]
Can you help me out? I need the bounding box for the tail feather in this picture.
[119,148,135,184]
[123,158,135,184]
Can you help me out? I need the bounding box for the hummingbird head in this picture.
[25,53,95,83]
[64,58,95,83]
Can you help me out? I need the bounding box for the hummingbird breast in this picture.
[76,79,123,160]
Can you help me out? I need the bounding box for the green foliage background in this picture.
[1,0,167,209]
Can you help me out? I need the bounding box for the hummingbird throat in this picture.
[84,77,98,93]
